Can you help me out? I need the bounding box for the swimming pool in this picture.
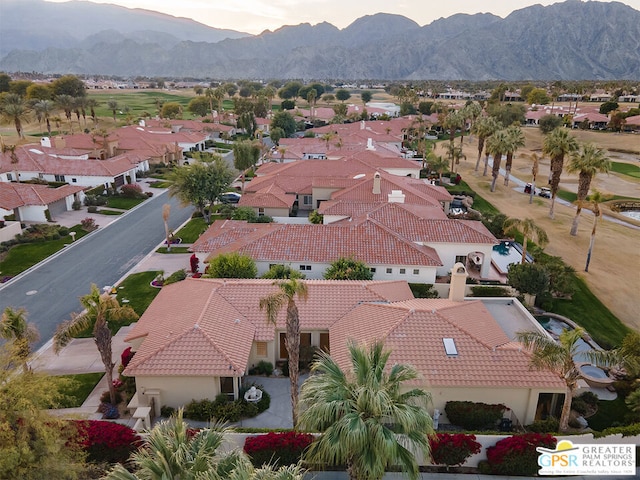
[536,316,604,365]
[491,240,532,275]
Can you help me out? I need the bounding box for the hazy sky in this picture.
[46,0,640,34]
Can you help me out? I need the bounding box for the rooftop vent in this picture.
[443,338,458,356]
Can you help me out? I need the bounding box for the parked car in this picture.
[218,192,241,204]
[539,187,551,198]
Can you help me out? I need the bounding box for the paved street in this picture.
[0,189,193,349]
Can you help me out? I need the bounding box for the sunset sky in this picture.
[44,0,640,34]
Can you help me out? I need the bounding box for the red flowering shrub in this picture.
[429,433,482,467]
[72,420,141,464]
[244,431,314,467]
[486,433,556,476]
[121,347,134,368]
[120,184,144,198]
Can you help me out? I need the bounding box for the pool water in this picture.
[491,240,532,274]
[620,210,640,221]
[536,316,595,363]
[580,365,608,379]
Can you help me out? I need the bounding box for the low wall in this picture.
[0,220,22,243]
[221,432,640,468]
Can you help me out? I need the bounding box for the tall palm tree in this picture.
[34,99,55,136]
[584,190,609,273]
[55,94,76,133]
[54,284,138,405]
[105,409,305,479]
[298,341,433,480]
[0,93,30,138]
[441,110,463,167]
[440,141,466,173]
[503,125,525,186]
[85,98,100,126]
[502,217,549,264]
[1,307,39,370]
[566,143,610,236]
[543,128,578,219]
[485,129,510,192]
[259,279,308,428]
[205,87,216,122]
[162,204,171,252]
[516,328,620,431]
[471,116,499,172]
[462,101,482,145]
[107,98,119,124]
[213,87,226,122]
[527,152,541,204]
[426,152,449,185]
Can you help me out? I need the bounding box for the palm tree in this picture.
[485,129,510,192]
[527,152,541,204]
[503,125,525,186]
[205,87,216,122]
[105,409,305,479]
[298,341,433,480]
[516,328,620,431]
[440,141,466,174]
[584,190,609,272]
[34,99,55,136]
[162,204,171,252]
[107,98,119,124]
[1,307,39,370]
[213,87,226,122]
[259,279,308,428]
[566,143,610,236]
[543,128,578,219]
[85,98,100,126]
[55,94,76,133]
[53,284,138,405]
[471,116,499,172]
[0,93,30,138]
[426,152,449,185]
[502,217,549,264]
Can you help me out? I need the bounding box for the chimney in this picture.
[40,137,52,148]
[139,119,146,127]
[366,138,375,150]
[360,120,365,130]
[387,190,405,203]
[448,262,468,302]
[373,172,381,195]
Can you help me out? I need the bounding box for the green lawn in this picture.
[587,396,632,431]
[610,161,640,179]
[0,226,88,277]
[148,181,172,188]
[557,189,639,203]
[54,373,104,408]
[551,276,631,349]
[115,271,163,317]
[155,246,191,254]
[88,91,193,119]
[97,209,123,216]
[106,196,146,210]
[175,217,208,243]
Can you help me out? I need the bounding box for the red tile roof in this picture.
[0,182,83,209]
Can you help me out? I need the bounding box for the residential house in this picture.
[0,182,84,222]
[571,112,609,130]
[123,270,565,426]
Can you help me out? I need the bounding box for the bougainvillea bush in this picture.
[244,431,314,467]
[72,420,141,464]
[486,433,556,476]
[429,433,482,467]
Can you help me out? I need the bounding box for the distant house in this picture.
[123,269,565,427]
[571,112,609,130]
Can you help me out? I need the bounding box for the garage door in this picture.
[48,198,67,219]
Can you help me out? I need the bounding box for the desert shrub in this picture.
[470,286,511,297]
[120,184,145,198]
[183,398,219,421]
[429,433,482,467]
[73,420,140,464]
[81,217,96,230]
[163,269,187,285]
[571,398,589,416]
[213,401,243,422]
[409,283,439,298]
[72,200,82,210]
[160,405,176,418]
[486,433,556,476]
[445,401,506,430]
[84,194,107,206]
[249,361,274,376]
[593,423,640,438]
[98,402,120,419]
[240,401,259,418]
[87,206,98,213]
[577,391,599,406]
[99,390,122,404]
[244,431,314,467]
[256,389,271,414]
[252,215,274,223]
[526,417,559,433]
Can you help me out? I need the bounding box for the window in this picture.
[370,268,376,273]
[299,265,311,271]
[72,178,77,183]
[6,173,12,181]
[256,342,267,357]
[54,175,65,182]
[443,338,458,356]
[303,195,313,206]
[386,268,392,274]
[399,268,406,274]
[413,269,420,275]
[258,207,264,217]
[220,377,235,400]
[455,255,466,264]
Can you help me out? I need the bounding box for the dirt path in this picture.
[457,129,640,333]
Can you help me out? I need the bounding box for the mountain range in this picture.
[1,0,639,80]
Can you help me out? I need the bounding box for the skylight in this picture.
[443,338,458,356]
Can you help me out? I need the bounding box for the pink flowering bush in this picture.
[244,431,314,467]
[429,433,482,467]
[72,420,141,464]
[486,433,556,476]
